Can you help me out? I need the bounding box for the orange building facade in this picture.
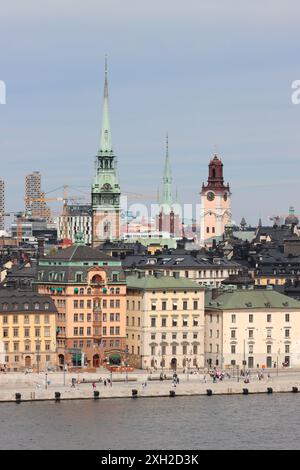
[36,244,127,368]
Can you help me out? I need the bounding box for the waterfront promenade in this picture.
[1,369,300,402]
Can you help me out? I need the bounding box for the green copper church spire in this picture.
[99,56,113,154]
[162,133,173,207]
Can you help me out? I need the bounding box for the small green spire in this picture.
[99,55,113,154]
[74,231,85,245]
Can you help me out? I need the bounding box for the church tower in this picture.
[200,154,231,246]
[92,60,121,247]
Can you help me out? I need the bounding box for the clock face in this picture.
[102,183,111,192]
[223,192,228,201]
[207,191,215,201]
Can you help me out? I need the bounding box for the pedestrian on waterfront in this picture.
[103,379,107,387]
[92,382,96,390]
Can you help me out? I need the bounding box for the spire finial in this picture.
[166,132,169,157]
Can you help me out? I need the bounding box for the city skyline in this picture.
[1,0,300,225]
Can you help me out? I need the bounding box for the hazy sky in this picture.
[1,0,300,225]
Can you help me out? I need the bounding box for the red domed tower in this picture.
[200,155,232,245]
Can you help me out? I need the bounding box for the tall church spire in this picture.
[162,133,173,207]
[99,56,113,154]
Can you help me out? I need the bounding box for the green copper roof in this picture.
[99,57,112,154]
[205,289,300,310]
[126,275,203,290]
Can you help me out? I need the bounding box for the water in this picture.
[0,394,299,450]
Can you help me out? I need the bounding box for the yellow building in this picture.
[0,291,57,371]
[205,288,300,370]
[126,275,205,370]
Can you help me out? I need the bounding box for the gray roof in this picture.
[122,252,241,270]
[0,290,57,313]
[44,245,113,262]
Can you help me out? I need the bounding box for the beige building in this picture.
[126,275,205,371]
[0,291,57,371]
[205,288,300,370]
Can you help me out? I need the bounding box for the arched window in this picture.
[91,274,103,285]
[24,303,29,310]
[110,288,115,294]
[116,288,120,295]
[34,302,40,310]
[87,288,91,295]
[44,302,50,310]
[79,288,84,295]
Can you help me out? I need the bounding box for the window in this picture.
[162,301,167,311]
[79,327,84,336]
[172,318,177,327]
[74,327,78,336]
[24,328,30,338]
[13,328,19,338]
[44,315,50,324]
[249,330,254,339]
[231,330,236,339]
[285,329,290,338]
[74,314,78,322]
[267,314,272,323]
[249,344,254,354]
[34,302,40,310]
[3,316,8,324]
[231,315,236,324]
[231,345,236,354]
[13,315,18,324]
[249,314,253,323]
[87,327,91,335]
[183,301,188,310]
[161,318,167,327]
[267,345,272,354]
[74,300,78,309]
[35,328,40,337]
[151,318,156,328]
[35,315,40,324]
[183,318,188,327]
[285,345,290,354]
[285,314,290,323]
[193,301,198,310]
[151,303,156,311]
[267,329,272,338]
[79,300,84,309]
[193,318,199,327]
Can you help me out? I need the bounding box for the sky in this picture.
[0,0,300,226]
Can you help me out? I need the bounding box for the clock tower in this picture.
[200,154,231,246]
[92,60,121,247]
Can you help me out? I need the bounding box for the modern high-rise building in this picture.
[0,179,5,231]
[200,154,232,246]
[91,60,121,247]
[25,172,51,221]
